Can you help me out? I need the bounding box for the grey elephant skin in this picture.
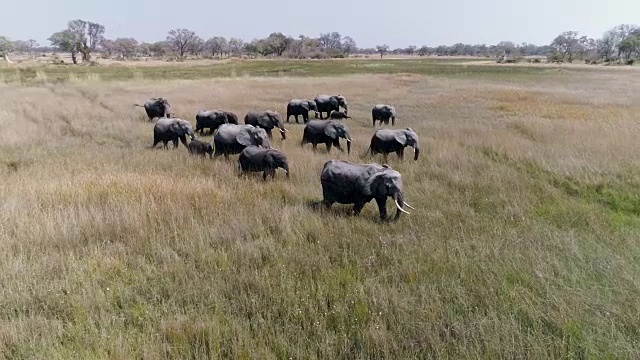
[369,128,420,161]
[213,124,272,159]
[195,110,239,135]
[314,94,348,119]
[188,139,213,157]
[286,99,318,123]
[372,104,396,126]
[152,118,195,149]
[320,160,412,221]
[329,111,351,120]
[244,110,288,140]
[238,146,290,180]
[135,98,172,121]
[301,120,352,154]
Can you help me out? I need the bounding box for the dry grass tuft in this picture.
[0,65,639,358]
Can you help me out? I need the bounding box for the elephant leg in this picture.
[334,140,344,153]
[375,197,388,221]
[325,141,332,152]
[352,200,366,216]
[179,136,188,148]
[263,170,268,181]
[312,143,317,151]
[373,118,376,127]
[224,153,229,161]
[397,148,404,160]
[172,139,179,149]
[267,129,273,140]
[392,117,395,126]
[296,115,301,124]
[152,139,160,148]
[163,140,169,149]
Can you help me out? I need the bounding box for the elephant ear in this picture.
[324,124,338,139]
[394,131,408,145]
[258,114,272,128]
[363,171,388,197]
[170,121,186,136]
[236,129,254,146]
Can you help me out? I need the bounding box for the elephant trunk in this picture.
[278,122,287,140]
[283,163,290,178]
[413,147,420,161]
[393,192,409,220]
[346,136,352,155]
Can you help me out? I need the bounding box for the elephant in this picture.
[329,111,351,120]
[368,128,420,161]
[314,94,348,119]
[188,138,214,157]
[213,124,272,160]
[195,110,239,135]
[286,99,318,123]
[135,98,172,121]
[152,118,195,149]
[244,110,288,140]
[301,120,352,154]
[320,160,413,221]
[372,104,397,126]
[238,146,290,180]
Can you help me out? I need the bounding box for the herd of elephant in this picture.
[135,94,418,221]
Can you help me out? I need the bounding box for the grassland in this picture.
[0,59,639,359]
[0,57,588,83]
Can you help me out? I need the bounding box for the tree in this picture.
[114,38,138,58]
[0,36,15,62]
[376,44,389,58]
[342,36,357,57]
[166,29,197,57]
[100,39,116,57]
[189,36,204,57]
[149,41,169,57]
[243,41,260,58]
[551,31,580,60]
[618,33,640,60]
[48,30,80,64]
[205,36,227,57]
[68,19,106,61]
[228,37,244,57]
[418,46,431,56]
[137,43,152,57]
[263,32,292,57]
[319,32,342,50]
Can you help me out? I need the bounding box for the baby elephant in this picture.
[238,146,290,180]
[187,139,213,157]
[329,111,351,120]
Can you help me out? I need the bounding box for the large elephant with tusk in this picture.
[320,160,414,221]
[301,120,352,154]
[244,110,288,140]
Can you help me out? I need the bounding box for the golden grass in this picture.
[1,69,640,358]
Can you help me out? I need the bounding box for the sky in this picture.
[1,0,638,48]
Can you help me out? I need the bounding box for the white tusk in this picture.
[403,202,416,210]
[394,199,411,215]
[284,129,290,132]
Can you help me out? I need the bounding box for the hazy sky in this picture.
[2,0,638,48]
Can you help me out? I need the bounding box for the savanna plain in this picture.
[1,59,639,359]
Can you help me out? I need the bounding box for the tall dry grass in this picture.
[0,69,639,359]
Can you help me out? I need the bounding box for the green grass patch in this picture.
[0,58,572,84]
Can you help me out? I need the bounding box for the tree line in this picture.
[0,20,638,64]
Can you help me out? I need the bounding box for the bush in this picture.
[626,59,635,66]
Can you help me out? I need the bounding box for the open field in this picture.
[1,60,640,358]
[1,57,622,84]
